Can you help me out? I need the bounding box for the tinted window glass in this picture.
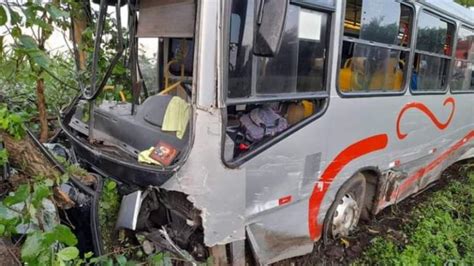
[411,54,449,91]
[450,61,473,91]
[451,27,474,92]
[359,0,400,44]
[168,38,194,76]
[257,7,327,95]
[297,11,327,92]
[340,43,408,92]
[344,0,412,47]
[340,0,412,93]
[257,7,299,95]
[228,2,328,99]
[344,0,361,37]
[416,12,453,55]
[228,0,254,98]
[455,27,474,60]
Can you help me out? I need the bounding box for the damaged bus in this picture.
[59,0,474,264]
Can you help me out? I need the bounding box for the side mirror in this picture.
[253,0,289,57]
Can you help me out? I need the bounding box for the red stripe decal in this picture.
[396,97,456,140]
[278,195,292,206]
[308,134,389,240]
[392,131,474,198]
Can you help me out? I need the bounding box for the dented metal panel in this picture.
[163,108,246,245]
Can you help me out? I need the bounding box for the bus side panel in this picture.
[321,93,474,220]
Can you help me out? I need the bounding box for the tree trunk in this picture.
[2,133,60,180]
[73,16,87,70]
[1,132,75,209]
[71,0,90,71]
[35,78,48,143]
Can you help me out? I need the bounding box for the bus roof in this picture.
[419,0,474,27]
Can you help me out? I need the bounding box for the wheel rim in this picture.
[331,193,360,238]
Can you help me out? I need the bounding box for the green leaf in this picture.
[19,35,38,50]
[44,178,54,187]
[44,224,78,246]
[106,181,116,190]
[0,224,5,235]
[8,8,21,25]
[21,231,44,261]
[0,6,7,26]
[9,113,23,123]
[116,255,127,265]
[0,149,8,165]
[0,203,20,220]
[31,50,50,68]
[4,184,30,206]
[46,4,68,20]
[84,251,94,259]
[11,26,22,38]
[57,247,79,261]
[31,183,51,208]
[105,258,114,266]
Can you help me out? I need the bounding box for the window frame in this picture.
[449,24,474,94]
[336,0,415,98]
[221,0,335,167]
[291,0,336,11]
[225,1,332,105]
[409,8,456,95]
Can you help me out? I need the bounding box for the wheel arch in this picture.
[357,167,383,220]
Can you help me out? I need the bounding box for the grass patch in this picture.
[99,179,121,253]
[358,165,474,264]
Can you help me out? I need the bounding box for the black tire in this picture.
[322,173,366,244]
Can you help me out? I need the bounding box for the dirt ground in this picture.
[274,164,465,266]
[0,238,21,266]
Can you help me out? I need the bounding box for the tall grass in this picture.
[358,163,474,264]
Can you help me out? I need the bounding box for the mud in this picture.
[274,162,469,266]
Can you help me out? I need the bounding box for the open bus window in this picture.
[224,1,329,163]
[450,27,474,92]
[223,99,325,162]
[339,0,413,93]
[411,11,455,92]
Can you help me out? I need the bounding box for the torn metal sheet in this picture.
[163,108,246,246]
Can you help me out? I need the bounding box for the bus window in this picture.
[228,4,328,99]
[256,8,327,95]
[339,0,413,93]
[450,27,474,92]
[224,1,330,162]
[411,11,455,92]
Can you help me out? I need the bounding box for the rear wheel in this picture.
[322,173,366,243]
